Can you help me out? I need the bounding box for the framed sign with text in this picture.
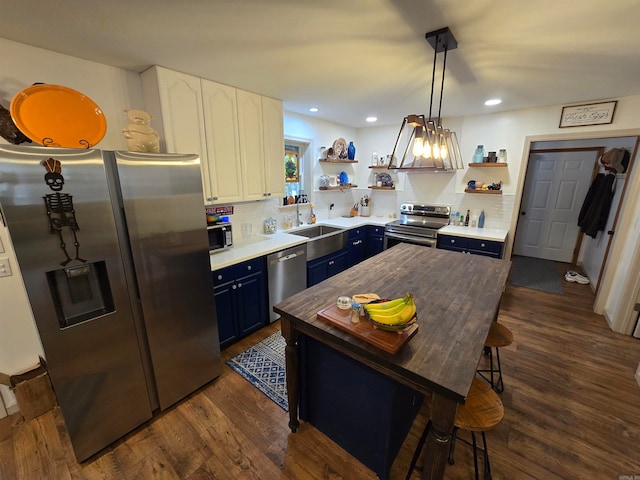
[559,101,617,128]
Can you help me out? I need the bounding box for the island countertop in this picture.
[274,243,511,480]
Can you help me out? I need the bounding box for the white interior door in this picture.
[514,150,598,262]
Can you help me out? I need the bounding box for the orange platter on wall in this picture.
[10,84,106,148]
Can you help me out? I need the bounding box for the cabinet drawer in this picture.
[212,265,236,287]
[234,257,264,278]
[467,238,503,256]
[349,227,365,239]
[438,235,468,250]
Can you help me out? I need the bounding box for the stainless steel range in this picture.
[384,203,451,249]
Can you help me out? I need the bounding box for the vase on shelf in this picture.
[347,141,356,160]
[472,145,485,163]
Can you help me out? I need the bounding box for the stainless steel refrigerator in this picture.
[0,144,221,461]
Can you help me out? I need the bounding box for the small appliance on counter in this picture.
[207,221,233,253]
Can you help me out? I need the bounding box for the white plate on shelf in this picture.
[332,138,348,159]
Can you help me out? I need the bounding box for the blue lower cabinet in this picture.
[348,227,367,267]
[299,335,423,480]
[437,234,504,258]
[367,226,385,257]
[212,257,267,349]
[307,249,349,287]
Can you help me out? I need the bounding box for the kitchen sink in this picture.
[293,225,347,260]
[293,225,344,238]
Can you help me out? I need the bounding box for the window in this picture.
[284,141,309,198]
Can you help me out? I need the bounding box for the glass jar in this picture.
[264,217,277,234]
[498,149,507,163]
[473,145,485,163]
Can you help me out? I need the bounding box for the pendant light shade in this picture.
[389,27,463,171]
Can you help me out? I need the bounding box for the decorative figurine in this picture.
[122,109,160,152]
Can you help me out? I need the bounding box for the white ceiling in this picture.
[2,0,640,128]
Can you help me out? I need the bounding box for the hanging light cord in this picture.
[428,33,439,121]
[437,40,449,127]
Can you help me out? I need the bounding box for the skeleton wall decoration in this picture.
[42,157,86,266]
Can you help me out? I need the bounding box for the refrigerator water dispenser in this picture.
[47,261,115,328]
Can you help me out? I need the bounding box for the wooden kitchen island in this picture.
[273,243,511,480]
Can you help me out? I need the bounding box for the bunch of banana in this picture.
[364,292,416,326]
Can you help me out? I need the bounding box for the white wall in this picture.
[0,37,146,413]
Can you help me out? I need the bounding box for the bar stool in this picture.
[477,322,513,393]
[405,377,504,480]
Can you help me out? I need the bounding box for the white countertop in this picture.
[209,217,394,271]
[438,225,509,242]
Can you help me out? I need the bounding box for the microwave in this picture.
[207,222,233,253]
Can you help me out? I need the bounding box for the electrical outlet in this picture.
[0,257,12,277]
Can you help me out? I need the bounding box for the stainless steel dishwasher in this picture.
[267,244,308,322]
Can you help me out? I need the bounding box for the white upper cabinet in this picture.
[262,96,285,200]
[201,79,243,204]
[237,89,266,201]
[141,65,283,205]
[236,90,285,201]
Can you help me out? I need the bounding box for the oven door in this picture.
[384,232,437,249]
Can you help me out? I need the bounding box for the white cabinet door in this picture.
[141,66,211,202]
[201,80,243,204]
[237,89,267,201]
[262,96,285,199]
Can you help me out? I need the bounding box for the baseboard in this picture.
[636,369,640,387]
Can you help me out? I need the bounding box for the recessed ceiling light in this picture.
[484,98,502,106]
[309,107,319,112]
[366,116,378,123]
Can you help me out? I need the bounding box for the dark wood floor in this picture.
[2,262,640,479]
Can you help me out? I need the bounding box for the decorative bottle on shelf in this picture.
[478,210,485,228]
[347,141,356,160]
[473,145,485,163]
[498,149,507,163]
[464,210,470,226]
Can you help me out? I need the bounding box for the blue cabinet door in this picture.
[213,282,238,349]
[328,250,349,277]
[307,249,349,287]
[348,235,366,266]
[367,226,385,257]
[307,260,328,287]
[236,271,267,335]
[212,257,267,348]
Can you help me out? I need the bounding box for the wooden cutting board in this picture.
[316,304,419,354]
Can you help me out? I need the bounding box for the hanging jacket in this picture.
[578,173,615,238]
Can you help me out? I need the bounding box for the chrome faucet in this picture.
[296,202,302,226]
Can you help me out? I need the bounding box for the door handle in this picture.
[607,230,614,235]
[520,211,526,215]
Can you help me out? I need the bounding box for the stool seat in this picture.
[478,322,513,393]
[485,322,513,349]
[405,378,505,480]
[456,378,504,432]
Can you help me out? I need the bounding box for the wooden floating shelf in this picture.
[369,165,391,169]
[319,184,358,191]
[468,163,507,167]
[464,188,502,194]
[319,159,358,164]
[368,186,395,190]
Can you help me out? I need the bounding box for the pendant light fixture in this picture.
[389,27,463,170]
